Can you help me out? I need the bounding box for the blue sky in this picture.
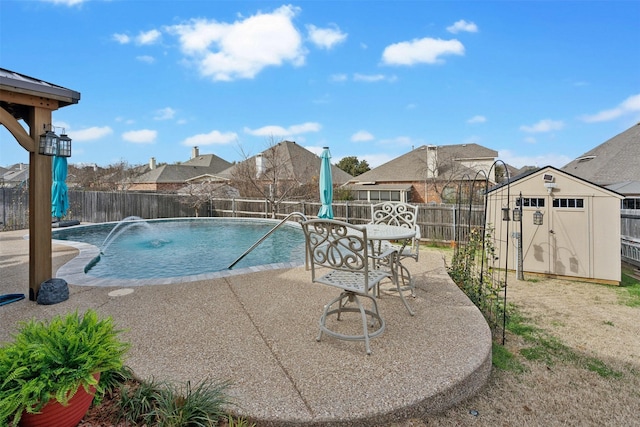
[1,0,639,170]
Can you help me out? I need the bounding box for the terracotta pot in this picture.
[19,373,100,427]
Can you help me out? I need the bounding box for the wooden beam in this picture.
[0,89,61,110]
[27,107,53,301]
[0,105,35,152]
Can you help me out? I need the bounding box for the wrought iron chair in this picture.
[302,219,398,355]
[370,201,421,296]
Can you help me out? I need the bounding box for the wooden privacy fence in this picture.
[3,188,638,256]
[1,189,486,243]
[622,209,640,267]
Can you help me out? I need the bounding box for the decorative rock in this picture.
[37,278,69,305]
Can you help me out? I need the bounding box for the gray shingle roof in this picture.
[218,141,353,184]
[562,122,640,186]
[133,154,232,184]
[350,143,498,182]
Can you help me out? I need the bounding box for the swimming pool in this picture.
[52,217,306,286]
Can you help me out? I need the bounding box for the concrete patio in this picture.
[0,229,492,426]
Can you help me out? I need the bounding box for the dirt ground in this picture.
[396,268,640,427]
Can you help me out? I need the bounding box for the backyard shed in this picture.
[488,166,623,285]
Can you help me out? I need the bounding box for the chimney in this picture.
[150,157,156,170]
[426,145,438,178]
[192,146,199,159]
[255,154,265,178]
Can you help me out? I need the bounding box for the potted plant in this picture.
[0,309,129,427]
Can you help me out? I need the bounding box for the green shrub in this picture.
[0,309,130,426]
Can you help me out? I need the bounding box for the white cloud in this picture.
[330,73,348,82]
[581,93,640,123]
[136,55,155,64]
[244,122,321,137]
[499,149,572,169]
[361,153,394,169]
[122,129,157,144]
[351,131,374,142]
[41,0,84,6]
[166,5,306,81]
[379,136,414,146]
[181,130,237,146]
[446,20,478,34]
[307,24,347,50]
[154,107,176,121]
[136,29,162,45]
[467,115,486,124]
[353,73,397,83]
[519,119,564,133]
[69,126,113,142]
[113,33,131,44]
[382,37,464,65]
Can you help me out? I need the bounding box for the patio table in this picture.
[363,223,416,315]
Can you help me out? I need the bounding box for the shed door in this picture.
[522,196,590,278]
[549,199,590,278]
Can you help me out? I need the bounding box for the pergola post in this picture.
[28,107,53,300]
[1,68,80,302]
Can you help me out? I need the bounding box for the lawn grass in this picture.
[620,266,640,307]
[493,304,623,379]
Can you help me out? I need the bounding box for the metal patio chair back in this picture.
[302,218,397,354]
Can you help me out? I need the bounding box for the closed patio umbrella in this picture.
[52,155,69,220]
[317,147,334,219]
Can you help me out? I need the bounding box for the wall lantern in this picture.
[512,207,522,222]
[38,125,72,157]
[502,207,510,221]
[533,210,544,225]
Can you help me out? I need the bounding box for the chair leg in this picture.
[317,292,385,354]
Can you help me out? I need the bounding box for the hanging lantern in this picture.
[38,127,59,156]
[533,210,544,225]
[502,207,510,221]
[57,132,72,157]
[512,207,522,222]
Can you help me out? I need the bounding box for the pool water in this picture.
[52,218,305,280]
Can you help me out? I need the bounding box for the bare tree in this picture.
[180,181,238,216]
[416,146,490,204]
[230,137,317,218]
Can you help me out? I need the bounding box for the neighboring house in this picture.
[216,140,353,198]
[345,144,500,204]
[487,166,623,285]
[128,147,232,193]
[562,122,640,200]
[1,163,29,187]
[561,122,640,268]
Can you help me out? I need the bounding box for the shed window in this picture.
[553,198,584,208]
[517,198,545,208]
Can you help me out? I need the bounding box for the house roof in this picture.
[132,154,232,184]
[218,141,353,184]
[606,181,640,196]
[562,122,640,186]
[348,143,498,183]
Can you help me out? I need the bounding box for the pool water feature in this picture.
[52,218,305,282]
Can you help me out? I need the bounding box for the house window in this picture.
[353,189,403,202]
[552,198,584,208]
[622,198,640,209]
[517,198,545,208]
